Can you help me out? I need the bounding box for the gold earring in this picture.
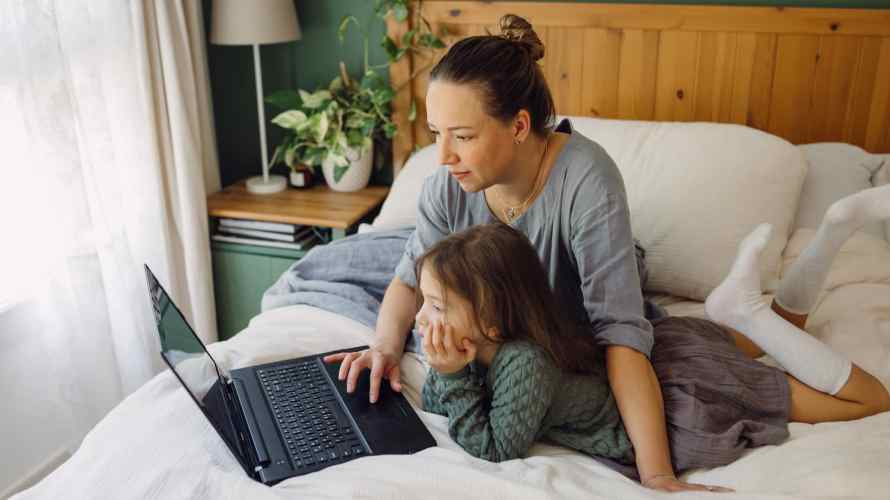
[514,138,521,145]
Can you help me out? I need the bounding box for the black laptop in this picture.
[144,265,436,485]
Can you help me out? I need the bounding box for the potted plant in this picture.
[267,1,445,191]
[268,63,396,192]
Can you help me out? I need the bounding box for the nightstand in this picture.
[207,181,389,340]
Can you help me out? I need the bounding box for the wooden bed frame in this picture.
[386,1,890,175]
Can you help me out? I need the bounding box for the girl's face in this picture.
[416,265,484,349]
[425,81,522,192]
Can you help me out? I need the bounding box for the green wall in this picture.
[204,0,389,187]
[204,0,889,188]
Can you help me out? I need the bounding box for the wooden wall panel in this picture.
[769,35,821,145]
[745,33,779,130]
[728,33,757,125]
[581,28,621,118]
[694,32,739,122]
[654,31,700,122]
[422,2,890,37]
[390,2,890,170]
[543,28,586,116]
[845,37,883,148]
[617,30,659,120]
[863,37,890,152]
[410,43,434,150]
[387,12,414,176]
[807,36,862,144]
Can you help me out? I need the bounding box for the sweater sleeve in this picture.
[421,344,561,462]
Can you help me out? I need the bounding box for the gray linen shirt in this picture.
[394,119,654,356]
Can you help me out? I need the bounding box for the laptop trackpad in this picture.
[322,359,421,455]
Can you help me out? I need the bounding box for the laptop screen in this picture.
[145,266,226,412]
[145,265,250,472]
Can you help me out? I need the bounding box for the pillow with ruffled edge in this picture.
[795,143,885,239]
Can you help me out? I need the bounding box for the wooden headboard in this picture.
[387,1,890,175]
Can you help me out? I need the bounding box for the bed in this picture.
[15,2,890,499]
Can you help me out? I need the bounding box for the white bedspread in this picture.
[15,231,890,499]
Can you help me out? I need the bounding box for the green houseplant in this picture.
[267,0,445,191]
[267,64,396,191]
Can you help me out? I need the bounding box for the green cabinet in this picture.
[211,241,307,341]
[206,183,388,342]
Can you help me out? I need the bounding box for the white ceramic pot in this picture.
[322,143,373,192]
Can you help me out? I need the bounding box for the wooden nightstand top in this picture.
[207,181,389,229]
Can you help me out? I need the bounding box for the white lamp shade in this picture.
[211,0,301,45]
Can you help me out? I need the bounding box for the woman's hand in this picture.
[642,473,734,493]
[323,344,403,403]
[422,320,476,375]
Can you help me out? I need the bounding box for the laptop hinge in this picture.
[225,379,270,474]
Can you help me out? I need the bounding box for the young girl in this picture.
[415,219,890,492]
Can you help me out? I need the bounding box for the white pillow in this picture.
[370,144,440,231]
[794,143,885,238]
[565,116,808,301]
[374,117,808,302]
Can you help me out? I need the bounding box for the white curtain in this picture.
[0,0,220,449]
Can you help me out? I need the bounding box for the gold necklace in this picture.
[491,135,550,223]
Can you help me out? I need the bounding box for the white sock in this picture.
[776,184,890,314]
[706,223,852,395]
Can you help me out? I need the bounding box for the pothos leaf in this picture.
[284,145,297,168]
[328,76,343,92]
[299,89,332,109]
[334,165,350,183]
[315,112,329,144]
[382,35,398,61]
[392,3,408,22]
[271,110,308,130]
[419,33,445,49]
[401,29,416,47]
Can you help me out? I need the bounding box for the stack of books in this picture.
[212,218,319,250]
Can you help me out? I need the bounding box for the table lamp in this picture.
[211,0,301,194]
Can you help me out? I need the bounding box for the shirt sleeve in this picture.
[393,175,451,289]
[421,344,560,462]
[571,190,654,357]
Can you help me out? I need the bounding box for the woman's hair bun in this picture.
[498,14,544,62]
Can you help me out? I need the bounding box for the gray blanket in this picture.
[262,227,665,336]
[262,228,414,328]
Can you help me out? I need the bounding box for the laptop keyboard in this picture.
[258,361,367,470]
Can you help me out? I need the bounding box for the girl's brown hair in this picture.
[428,14,555,138]
[415,223,600,373]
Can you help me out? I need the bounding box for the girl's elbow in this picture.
[479,446,523,463]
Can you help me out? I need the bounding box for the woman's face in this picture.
[425,81,521,192]
[415,265,483,348]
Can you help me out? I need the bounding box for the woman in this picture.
[324,13,692,491]
[328,14,751,492]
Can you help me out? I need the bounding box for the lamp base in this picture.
[246,175,287,194]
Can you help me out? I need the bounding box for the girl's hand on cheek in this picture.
[423,321,476,375]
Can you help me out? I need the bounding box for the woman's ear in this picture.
[512,110,532,144]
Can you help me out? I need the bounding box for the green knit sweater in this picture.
[422,341,635,464]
